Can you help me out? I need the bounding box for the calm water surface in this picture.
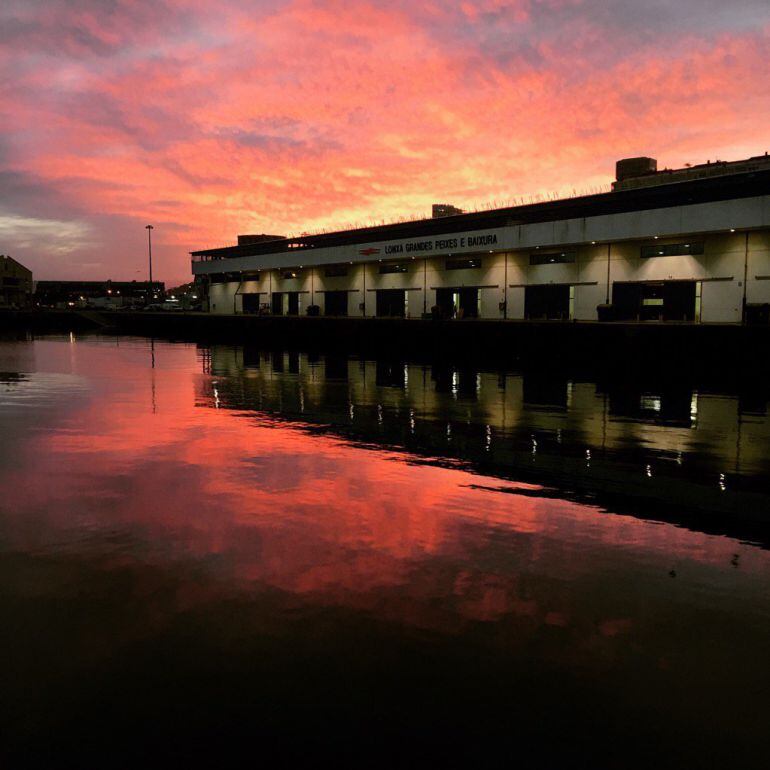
[1,335,769,767]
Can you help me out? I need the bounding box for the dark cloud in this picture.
[392,0,770,74]
[216,121,343,155]
[0,0,202,58]
[0,171,86,221]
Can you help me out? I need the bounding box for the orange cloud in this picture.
[1,1,769,284]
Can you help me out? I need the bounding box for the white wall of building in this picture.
[209,281,238,314]
[200,208,770,323]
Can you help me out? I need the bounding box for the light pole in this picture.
[145,224,154,300]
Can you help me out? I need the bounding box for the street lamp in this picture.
[145,224,154,298]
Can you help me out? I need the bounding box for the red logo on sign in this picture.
[359,247,381,256]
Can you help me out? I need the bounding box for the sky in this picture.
[1,0,769,287]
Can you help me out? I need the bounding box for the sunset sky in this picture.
[2,0,769,286]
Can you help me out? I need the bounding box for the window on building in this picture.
[530,251,576,266]
[446,258,482,270]
[324,264,349,277]
[641,241,704,258]
[379,263,409,274]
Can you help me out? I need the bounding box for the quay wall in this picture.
[3,309,768,374]
[78,312,770,373]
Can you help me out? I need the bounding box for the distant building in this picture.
[191,152,770,324]
[0,255,33,308]
[34,280,165,309]
[165,282,203,310]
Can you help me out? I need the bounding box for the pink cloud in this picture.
[1,1,769,285]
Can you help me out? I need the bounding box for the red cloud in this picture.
[1,1,768,284]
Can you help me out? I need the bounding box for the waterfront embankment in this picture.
[2,309,769,373]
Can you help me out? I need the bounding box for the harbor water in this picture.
[1,334,769,767]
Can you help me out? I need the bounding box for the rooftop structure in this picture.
[612,152,770,191]
[432,204,465,219]
[237,234,285,245]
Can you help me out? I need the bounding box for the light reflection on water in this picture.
[0,335,769,767]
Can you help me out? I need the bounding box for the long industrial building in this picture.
[191,154,770,323]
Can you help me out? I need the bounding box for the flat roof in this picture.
[191,167,770,260]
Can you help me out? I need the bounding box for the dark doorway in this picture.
[613,282,642,320]
[325,291,348,316]
[459,288,479,318]
[241,293,262,314]
[662,281,696,321]
[287,292,300,316]
[613,281,696,322]
[376,289,406,317]
[525,285,570,320]
[435,288,455,319]
[640,283,666,321]
[271,292,284,315]
[434,288,479,318]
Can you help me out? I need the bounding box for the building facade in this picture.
[191,155,770,323]
[0,255,33,308]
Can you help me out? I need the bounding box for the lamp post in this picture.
[145,224,154,300]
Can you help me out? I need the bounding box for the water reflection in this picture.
[198,345,770,545]
[0,336,768,767]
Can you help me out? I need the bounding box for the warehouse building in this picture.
[191,154,770,323]
[0,255,33,308]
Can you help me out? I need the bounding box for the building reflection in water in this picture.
[198,344,770,544]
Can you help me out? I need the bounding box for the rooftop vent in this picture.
[615,157,658,182]
[432,204,464,219]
